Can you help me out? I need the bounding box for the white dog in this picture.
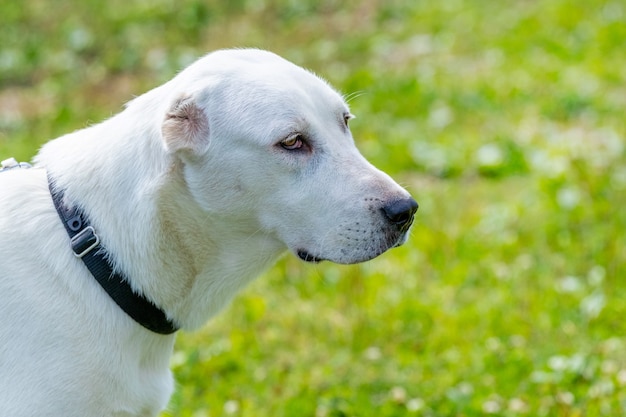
[0,49,417,416]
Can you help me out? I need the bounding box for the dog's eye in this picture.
[343,113,354,128]
[280,134,304,151]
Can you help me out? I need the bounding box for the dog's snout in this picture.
[382,197,418,229]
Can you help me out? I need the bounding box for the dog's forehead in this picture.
[189,49,348,113]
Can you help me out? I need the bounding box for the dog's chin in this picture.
[296,231,411,265]
[295,248,386,265]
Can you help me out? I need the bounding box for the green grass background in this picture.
[1,1,625,416]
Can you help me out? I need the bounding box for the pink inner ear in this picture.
[162,95,210,154]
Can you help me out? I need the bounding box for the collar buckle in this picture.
[70,226,100,258]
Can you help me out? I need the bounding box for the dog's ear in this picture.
[162,95,210,155]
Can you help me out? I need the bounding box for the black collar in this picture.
[47,174,179,335]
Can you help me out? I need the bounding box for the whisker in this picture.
[344,90,367,103]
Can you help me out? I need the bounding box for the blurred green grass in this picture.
[1,1,625,416]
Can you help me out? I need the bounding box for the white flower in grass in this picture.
[224,400,239,415]
[482,399,501,414]
[556,186,581,210]
[476,143,504,168]
[406,397,425,412]
[508,397,528,413]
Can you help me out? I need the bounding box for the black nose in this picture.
[382,197,418,230]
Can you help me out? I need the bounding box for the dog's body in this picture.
[0,49,416,416]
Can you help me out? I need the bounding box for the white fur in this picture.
[0,49,415,416]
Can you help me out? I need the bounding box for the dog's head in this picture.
[160,49,417,264]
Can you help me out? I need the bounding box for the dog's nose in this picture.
[382,197,418,230]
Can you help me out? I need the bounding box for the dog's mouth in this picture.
[393,229,411,248]
[297,250,325,263]
[296,228,412,265]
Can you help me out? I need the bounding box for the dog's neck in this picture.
[36,109,285,331]
[152,164,285,329]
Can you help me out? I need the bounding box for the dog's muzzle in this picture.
[297,196,418,264]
